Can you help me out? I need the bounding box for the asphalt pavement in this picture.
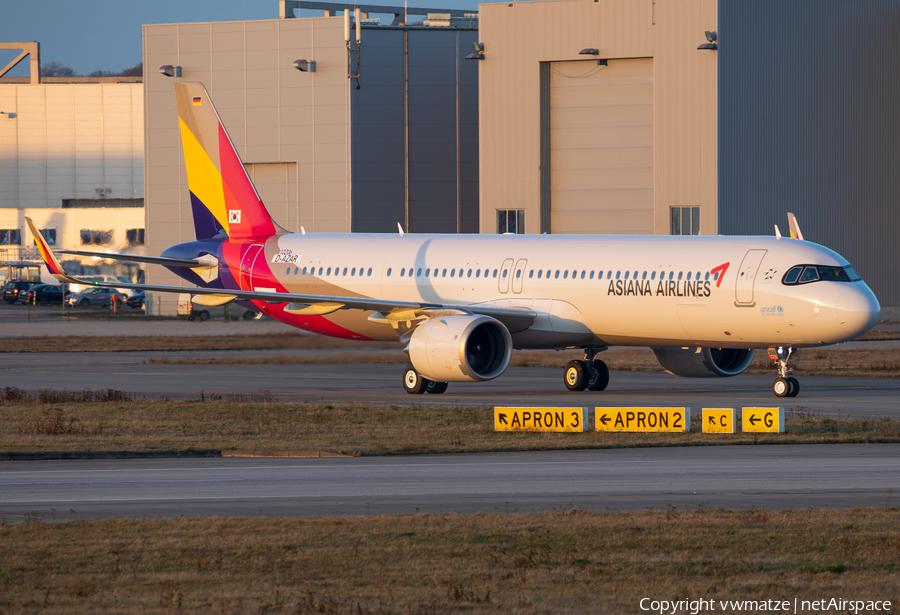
[1,444,897,520]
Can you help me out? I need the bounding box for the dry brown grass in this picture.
[1,392,898,455]
[1,508,898,614]
[0,333,402,354]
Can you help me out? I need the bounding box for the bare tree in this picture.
[41,61,77,77]
[87,62,142,78]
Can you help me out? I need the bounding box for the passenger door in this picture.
[735,249,767,306]
[512,259,528,294]
[240,244,264,290]
[498,258,514,293]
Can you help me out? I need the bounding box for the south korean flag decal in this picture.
[229,210,242,224]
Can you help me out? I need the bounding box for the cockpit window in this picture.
[784,266,802,284]
[818,266,850,282]
[783,264,859,285]
[798,266,820,283]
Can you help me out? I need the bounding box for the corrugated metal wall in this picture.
[351,28,479,234]
[718,0,900,307]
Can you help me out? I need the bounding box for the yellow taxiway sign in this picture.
[741,407,784,433]
[595,408,690,432]
[494,407,587,432]
[702,408,735,433]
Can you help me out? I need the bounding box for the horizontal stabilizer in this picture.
[53,249,210,269]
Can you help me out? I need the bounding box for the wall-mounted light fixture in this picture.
[465,41,484,60]
[578,48,599,55]
[0,111,17,119]
[158,65,182,77]
[697,31,717,50]
[293,59,316,72]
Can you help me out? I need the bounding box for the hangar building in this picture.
[477,0,900,312]
[0,43,146,284]
[143,6,479,312]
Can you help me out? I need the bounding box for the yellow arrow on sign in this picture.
[741,407,784,433]
[494,407,587,432]
[702,408,734,434]
[595,408,690,432]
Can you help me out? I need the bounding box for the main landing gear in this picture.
[402,364,448,395]
[770,346,800,398]
[563,348,610,392]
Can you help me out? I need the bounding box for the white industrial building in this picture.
[0,42,145,284]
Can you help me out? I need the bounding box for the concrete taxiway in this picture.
[3,351,900,418]
[1,445,897,520]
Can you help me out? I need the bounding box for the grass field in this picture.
[1,508,898,614]
[2,390,898,455]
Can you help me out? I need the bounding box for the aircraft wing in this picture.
[26,217,536,327]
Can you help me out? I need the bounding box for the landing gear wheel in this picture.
[773,377,791,398]
[403,365,428,394]
[586,360,610,391]
[786,377,800,397]
[564,360,587,391]
[426,381,448,395]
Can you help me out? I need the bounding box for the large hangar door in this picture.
[548,58,653,235]
[244,163,298,232]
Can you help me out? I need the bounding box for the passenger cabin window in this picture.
[367,268,372,276]
[387,268,392,276]
[417,268,422,276]
[529,270,534,278]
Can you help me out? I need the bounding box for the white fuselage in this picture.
[258,233,879,349]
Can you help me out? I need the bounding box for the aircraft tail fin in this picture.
[787,212,804,241]
[174,82,283,241]
[25,217,77,284]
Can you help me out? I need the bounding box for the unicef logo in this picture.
[777,305,784,313]
[760,305,785,315]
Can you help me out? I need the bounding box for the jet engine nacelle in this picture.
[408,315,512,382]
[652,347,756,378]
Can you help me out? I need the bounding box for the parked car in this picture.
[65,287,124,308]
[2,280,37,304]
[67,275,134,300]
[177,293,259,321]
[125,290,145,309]
[19,284,64,306]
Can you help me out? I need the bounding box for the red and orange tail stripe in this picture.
[24,217,69,280]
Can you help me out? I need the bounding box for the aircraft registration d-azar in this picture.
[27,82,881,398]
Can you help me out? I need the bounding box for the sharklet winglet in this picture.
[787,212,804,241]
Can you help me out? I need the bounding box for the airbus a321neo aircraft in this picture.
[28,82,881,398]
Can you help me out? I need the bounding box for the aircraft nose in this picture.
[838,284,880,338]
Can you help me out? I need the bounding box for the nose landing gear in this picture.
[770,346,800,398]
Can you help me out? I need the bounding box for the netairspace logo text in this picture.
[639,597,892,614]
